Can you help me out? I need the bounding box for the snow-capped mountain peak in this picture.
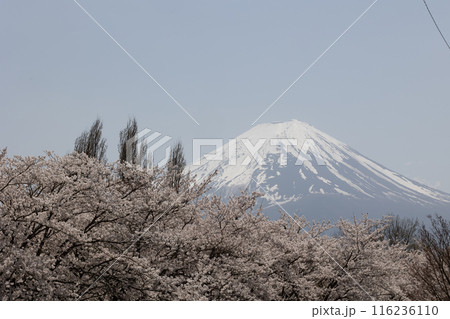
[189,120,450,220]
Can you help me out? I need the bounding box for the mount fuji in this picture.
[189,120,450,221]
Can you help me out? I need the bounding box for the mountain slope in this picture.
[189,120,450,220]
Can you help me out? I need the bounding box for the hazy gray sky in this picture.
[1,0,450,192]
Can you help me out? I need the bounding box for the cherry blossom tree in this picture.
[0,150,422,300]
[0,151,209,300]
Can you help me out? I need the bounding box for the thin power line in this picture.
[251,0,379,126]
[72,0,200,126]
[422,0,450,51]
